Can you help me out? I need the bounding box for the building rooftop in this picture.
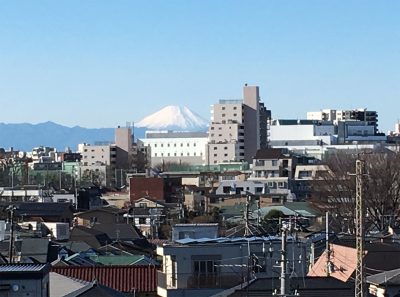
[0,263,49,273]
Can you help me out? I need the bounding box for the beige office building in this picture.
[207,85,268,165]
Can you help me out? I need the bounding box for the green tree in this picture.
[261,209,284,235]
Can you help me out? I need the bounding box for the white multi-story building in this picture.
[206,85,269,165]
[307,108,379,131]
[139,131,209,167]
[270,119,336,146]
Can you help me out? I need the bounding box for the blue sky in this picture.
[0,1,399,132]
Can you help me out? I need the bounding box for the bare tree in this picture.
[311,150,400,233]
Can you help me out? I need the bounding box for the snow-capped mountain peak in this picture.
[136,105,208,131]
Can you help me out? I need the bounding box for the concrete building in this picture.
[156,237,308,297]
[270,119,336,146]
[77,125,136,187]
[207,85,270,165]
[171,223,219,241]
[139,131,208,167]
[307,108,379,132]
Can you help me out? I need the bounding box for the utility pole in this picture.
[355,159,366,297]
[325,211,331,276]
[280,221,288,296]
[273,219,299,297]
[7,205,16,264]
[244,196,251,236]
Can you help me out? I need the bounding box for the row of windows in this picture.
[154,152,203,157]
[213,146,229,150]
[221,106,238,110]
[213,153,229,157]
[154,143,196,148]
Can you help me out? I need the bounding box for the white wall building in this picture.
[270,120,336,146]
[140,131,208,167]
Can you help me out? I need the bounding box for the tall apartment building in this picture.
[207,85,269,165]
[78,125,135,187]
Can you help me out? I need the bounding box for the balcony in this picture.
[158,271,244,290]
[187,273,243,289]
[158,270,167,289]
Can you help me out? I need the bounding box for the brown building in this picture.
[129,176,182,203]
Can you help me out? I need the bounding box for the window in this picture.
[224,154,228,157]
[187,143,190,147]
[299,171,312,178]
[174,143,176,147]
[155,153,157,157]
[139,218,146,224]
[233,106,237,110]
[194,152,196,156]
[168,153,170,156]
[271,160,278,166]
[174,153,177,156]
[181,143,183,147]
[211,127,214,130]
[154,144,157,147]
[233,113,237,117]
[192,259,219,276]
[222,107,225,110]
[224,147,228,150]
[214,147,217,150]
[168,143,170,147]
[223,186,231,193]
[214,154,217,157]
[222,114,225,117]
[161,144,164,147]
[193,143,196,147]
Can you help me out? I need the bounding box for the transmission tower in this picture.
[355,159,365,297]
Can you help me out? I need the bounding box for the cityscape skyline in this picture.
[0,1,399,132]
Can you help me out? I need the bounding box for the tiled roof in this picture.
[14,202,73,216]
[52,265,157,293]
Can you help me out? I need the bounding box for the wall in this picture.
[243,85,260,163]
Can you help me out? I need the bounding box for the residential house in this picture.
[172,223,219,241]
[130,176,182,203]
[74,206,126,227]
[157,237,307,297]
[0,264,50,297]
[14,202,75,225]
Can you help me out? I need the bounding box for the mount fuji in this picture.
[136,106,208,132]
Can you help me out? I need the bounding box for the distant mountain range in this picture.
[0,106,209,151]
